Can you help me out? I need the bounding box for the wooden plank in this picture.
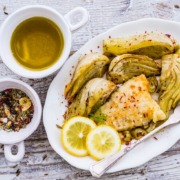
[0,0,180,179]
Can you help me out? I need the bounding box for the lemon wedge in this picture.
[61,116,96,156]
[86,125,121,160]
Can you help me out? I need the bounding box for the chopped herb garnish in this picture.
[89,112,107,124]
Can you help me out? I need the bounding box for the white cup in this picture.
[0,78,42,162]
[0,5,89,78]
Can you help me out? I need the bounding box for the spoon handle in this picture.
[90,122,168,178]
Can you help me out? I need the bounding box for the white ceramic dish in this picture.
[43,18,180,173]
[0,5,89,79]
[0,78,42,162]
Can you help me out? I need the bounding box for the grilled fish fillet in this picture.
[95,74,166,131]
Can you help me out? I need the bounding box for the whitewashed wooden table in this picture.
[0,0,180,179]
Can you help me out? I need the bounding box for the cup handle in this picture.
[4,141,25,162]
[65,7,89,32]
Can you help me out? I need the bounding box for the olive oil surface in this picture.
[11,17,64,71]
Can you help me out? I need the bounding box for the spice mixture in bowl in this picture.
[0,89,34,132]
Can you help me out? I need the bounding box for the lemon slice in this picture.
[61,116,96,156]
[86,125,121,160]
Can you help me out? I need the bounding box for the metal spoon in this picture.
[89,106,180,178]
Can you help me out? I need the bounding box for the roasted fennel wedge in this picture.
[93,75,166,131]
[64,53,110,101]
[103,32,176,59]
[64,78,116,120]
[147,76,158,93]
[107,54,161,84]
[159,53,180,118]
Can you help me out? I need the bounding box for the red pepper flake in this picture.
[143,113,148,118]
[109,35,111,39]
[125,142,130,145]
[130,85,135,89]
[173,40,176,44]
[19,105,22,111]
[30,105,34,111]
[165,34,171,38]
[119,96,123,101]
[97,46,100,48]
[131,96,135,99]
[0,102,3,107]
[153,136,158,140]
[25,118,31,124]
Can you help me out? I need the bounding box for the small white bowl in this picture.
[0,78,42,162]
[0,5,89,78]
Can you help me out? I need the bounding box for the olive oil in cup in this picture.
[11,17,64,71]
[0,5,89,78]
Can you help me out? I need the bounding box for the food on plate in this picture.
[64,53,110,101]
[61,116,96,156]
[159,54,180,118]
[107,54,161,84]
[147,76,158,93]
[62,32,179,159]
[131,128,147,140]
[118,130,132,142]
[175,48,180,55]
[146,121,157,133]
[64,78,116,120]
[93,75,166,131]
[0,89,34,132]
[86,125,121,160]
[103,32,176,58]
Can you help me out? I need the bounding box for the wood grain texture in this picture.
[0,0,180,179]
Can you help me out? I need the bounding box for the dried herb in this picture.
[3,6,9,15]
[43,154,47,160]
[16,169,21,176]
[56,124,62,129]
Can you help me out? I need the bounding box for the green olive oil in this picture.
[11,17,64,71]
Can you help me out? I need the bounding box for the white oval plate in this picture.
[43,18,180,173]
